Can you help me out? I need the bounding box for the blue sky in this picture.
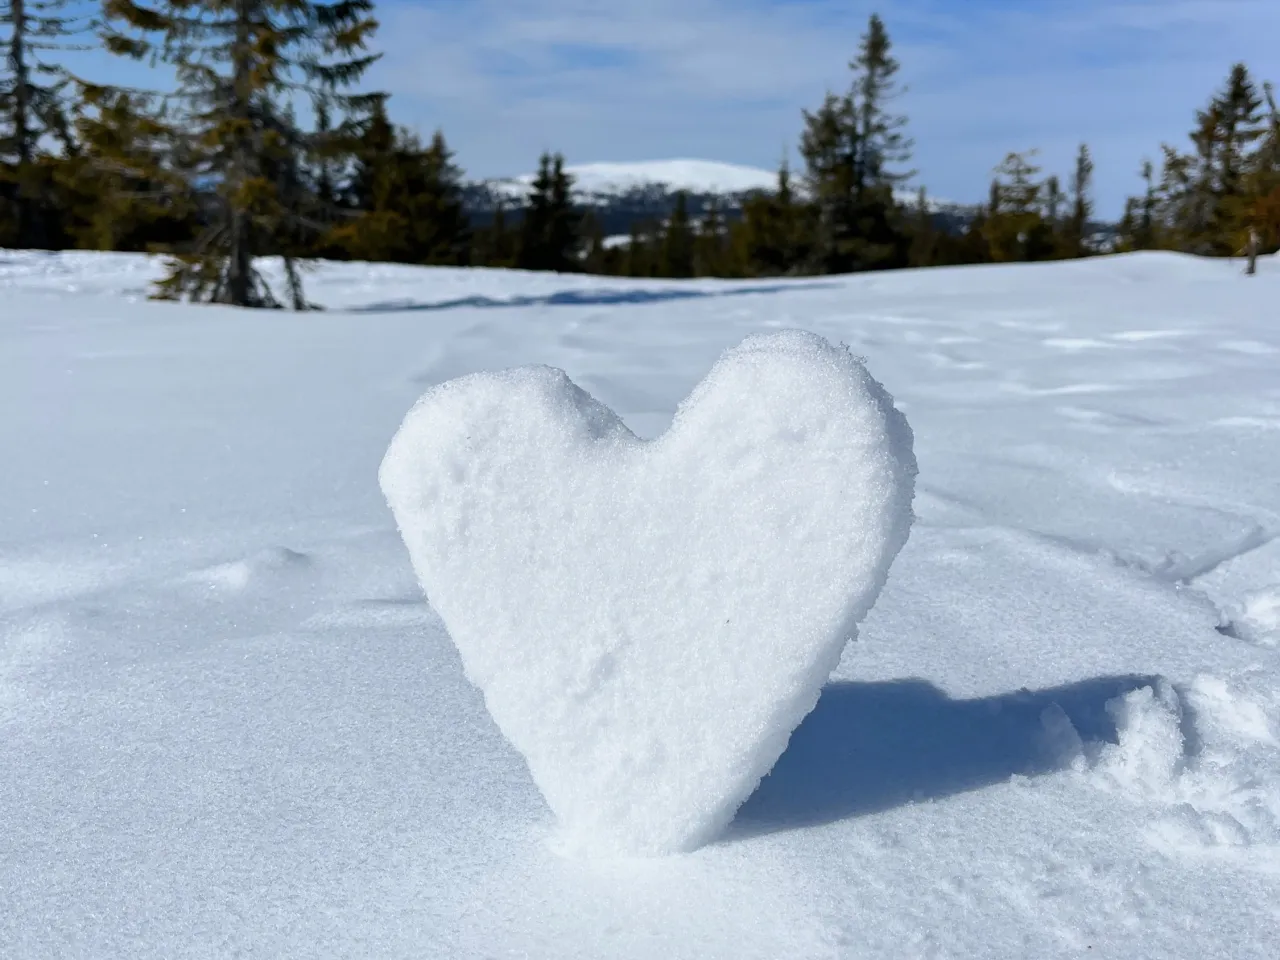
[74,0,1279,217]
[364,0,1279,216]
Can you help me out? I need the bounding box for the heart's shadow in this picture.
[729,674,1158,839]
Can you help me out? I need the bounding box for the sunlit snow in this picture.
[379,331,916,854]
[2,249,1279,959]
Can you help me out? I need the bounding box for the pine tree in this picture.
[659,190,694,278]
[475,199,516,268]
[1062,143,1094,257]
[847,13,912,268]
[1159,65,1266,255]
[1136,158,1158,249]
[906,185,937,267]
[517,152,552,270]
[517,151,578,272]
[546,153,579,272]
[1,0,92,247]
[58,88,198,251]
[798,14,913,274]
[1235,81,1280,254]
[799,92,857,273]
[329,123,469,266]
[983,151,1044,261]
[693,196,727,276]
[102,0,383,307]
[624,220,651,277]
[578,209,611,274]
[739,161,804,276]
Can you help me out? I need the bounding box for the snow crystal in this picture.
[380,330,917,855]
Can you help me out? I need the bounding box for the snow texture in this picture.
[3,249,1280,958]
[379,331,917,854]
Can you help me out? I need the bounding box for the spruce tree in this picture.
[578,209,609,274]
[518,152,578,272]
[1136,159,1158,249]
[329,123,469,266]
[476,199,516,268]
[1,0,91,247]
[1236,82,1280,254]
[906,185,936,268]
[659,190,694,278]
[517,152,554,271]
[693,196,727,277]
[741,160,804,276]
[983,151,1044,261]
[546,153,579,271]
[1062,144,1094,257]
[799,92,857,273]
[102,0,383,307]
[58,88,198,251]
[799,14,912,274]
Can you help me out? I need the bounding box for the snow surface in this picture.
[379,330,916,854]
[3,249,1280,957]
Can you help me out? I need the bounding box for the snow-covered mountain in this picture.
[484,159,780,203]
[463,158,977,236]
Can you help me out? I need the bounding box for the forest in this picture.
[2,1,1278,307]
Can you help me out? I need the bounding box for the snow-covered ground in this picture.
[2,249,1279,958]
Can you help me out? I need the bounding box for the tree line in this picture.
[2,5,1278,308]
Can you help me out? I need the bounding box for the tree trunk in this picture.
[9,0,40,248]
[1245,227,1259,276]
[224,1,255,306]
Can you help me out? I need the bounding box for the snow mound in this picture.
[380,330,917,855]
[186,546,311,592]
[1223,586,1280,646]
[1085,676,1280,866]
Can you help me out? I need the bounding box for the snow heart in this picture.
[380,330,917,855]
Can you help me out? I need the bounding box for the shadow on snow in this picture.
[728,673,1157,840]
[350,282,840,314]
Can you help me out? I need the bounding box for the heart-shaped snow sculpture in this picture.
[380,330,916,855]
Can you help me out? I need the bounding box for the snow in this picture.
[379,331,916,855]
[484,157,960,212]
[2,249,1280,957]
[489,158,779,200]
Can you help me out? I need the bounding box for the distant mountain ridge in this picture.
[461,158,979,237]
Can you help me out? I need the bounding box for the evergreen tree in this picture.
[693,196,727,276]
[546,153,579,271]
[1136,158,1159,249]
[798,14,912,274]
[1062,143,1094,257]
[906,185,937,267]
[474,199,516,268]
[1236,81,1280,253]
[1,0,91,247]
[800,92,857,273]
[983,151,1044,261]
[624,219,657,277]
[102,0,383,308]
[846,12,912,268]
[658,190,695,278]
[578,209,610,274]
[518,152,578,272]
[58,88,198,251]
[739,160,804,276]
[329,123,469,265]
